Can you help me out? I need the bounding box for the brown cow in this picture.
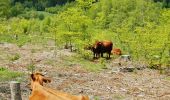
[112,48,122,56]
[84,42,101,59]
[29,73,89,100]
[92,41,101,58]
[92,40,113,59]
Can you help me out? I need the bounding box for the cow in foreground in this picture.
[29,72,89,100]
[91,40,113,59]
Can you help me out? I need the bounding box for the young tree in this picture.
[0,0,11,18]
[10,2,24,17]
[10,18,24,40]
[76,0,94,11]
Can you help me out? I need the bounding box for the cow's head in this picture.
[93,41,103,50]
[28,72,51,90]
[31,72,51,85]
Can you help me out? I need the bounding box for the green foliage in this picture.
[38,13,45,20]
[162,0,170,8]
[45,6,63,14]
[11,0,75,11]
[76,0,94,10]
[10,2,24,17]
[58,7,92,32]
[0,0,11,18]
[0,0,170,67]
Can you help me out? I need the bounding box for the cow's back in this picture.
[101,41,113,53]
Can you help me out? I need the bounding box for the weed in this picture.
[27,64,36,73]
[9,53,20,61]
[99,58,107,68]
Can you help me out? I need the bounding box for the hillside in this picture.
[0,43,170,100]
[0,0,170,100]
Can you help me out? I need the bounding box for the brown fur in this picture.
[112,48,122,55]
[92,40,113,59]
[29,73,89,100]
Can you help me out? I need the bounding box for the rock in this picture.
[120,55,131,62]
[120,67,135,72]
[111,68,120,74]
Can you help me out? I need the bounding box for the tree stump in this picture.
[10,81,22,100]
[120,55,131,62]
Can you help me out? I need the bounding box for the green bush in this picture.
[38,13,45,20]
[45,6,62,14]
[10,2,24,17]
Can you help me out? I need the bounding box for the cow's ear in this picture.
[43,77,51,83]
[31,74,36,81]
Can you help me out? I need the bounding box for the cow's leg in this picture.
[106,53,109,59]
[101,53,103,58]
[93,52,96,59]
[106,52,111,59]
[108,52,111,59]
[96,53,98,58]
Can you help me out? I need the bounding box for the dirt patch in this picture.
[0,43,170,100]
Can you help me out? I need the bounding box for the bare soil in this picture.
[0,42,170,100]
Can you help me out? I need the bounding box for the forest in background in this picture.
[0,0,170,68]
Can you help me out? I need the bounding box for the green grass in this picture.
[112,94,125,100]
[26,64,36,73]
[60,54,108,72]
[93,96,100,100]
[165,76,170,81]
[0,34,31,47]
[8,53,20,61]
[0,33,53,50]
[0,67,23,81]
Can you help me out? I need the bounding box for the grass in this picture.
[165,76,170,81]
[112,94,125,100]
[8,53,20,61]
[0,34,50,47]
[0,67,23,81]
[26,64,36,73]
[60,54,108,72]
[0,34,31,47]
[93,96,100,100]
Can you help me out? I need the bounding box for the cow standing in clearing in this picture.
[92,40,113,59]
[92,41,101,58]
